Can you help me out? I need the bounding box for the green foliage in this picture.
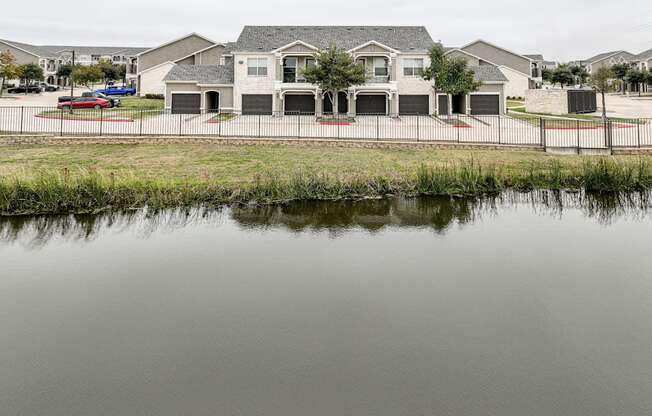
[0,50,18,95]
[625,68,647,96]
[56,64,74,78]
[541,67,553,83]
[590,67,613,120]
[611,63,630,81]
[422,45,482,95]
[16,63,44,84]
[550,64,575,88]
[72,65,103,89]
[569,64,589,86]
[301,46,367,111]
[96,59,119,87]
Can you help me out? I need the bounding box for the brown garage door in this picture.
[242,94,273,115]
[356,95,386,115]
[284,94,315,114]
[399,95,429,115]
[470,94,500,115]
[171,93,201,114]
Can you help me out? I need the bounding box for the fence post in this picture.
[497,115,501,144]
[456,114,460,143]
[416,115,420,142]
[218,112,222,137]
[376,115,379,141]
[60,107,64,136]
[99,107,103,136]
[540,118,546,150]
[19,106,24,135]
[577,120,580,153]
[298,112,301,138]
[139,109,144,136]
[178,113,182,136]
[258,114,261,138]
[637,119,641,148]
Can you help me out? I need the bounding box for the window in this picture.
[403,58,424,76]
[247,58,268,76]
[113,56,121,62]
[283,57,297,83]
[305,58,315,68]
[91,55,101,61]
[373,57,388,77]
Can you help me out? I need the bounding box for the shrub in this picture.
[144,94,164,100]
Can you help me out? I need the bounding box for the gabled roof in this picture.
[164,64,234,84]
[583,50,635,64]
[523,54,544,61]
[0,39,52,57]
[635,48,652,61]
[137,33,219,57]
[234,26,436,53]
[470,65,508,82]
[460,39,532,62]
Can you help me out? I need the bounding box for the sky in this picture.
[1,0,651,61]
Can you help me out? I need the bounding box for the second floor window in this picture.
[91,55,100,61]
[283,57,297,82]
[373,57,388,77]
[248,58,268,77]
[403,58,424,77]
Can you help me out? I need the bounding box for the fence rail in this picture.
[1,106,651,150]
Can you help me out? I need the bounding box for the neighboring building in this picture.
[0,38,147,87]
[135,33,231,96]
[163,26,509,116]
[580,50,637,74]
[541,60,558,70]
[448,40,541,98]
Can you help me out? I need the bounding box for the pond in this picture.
[2,193,652,416]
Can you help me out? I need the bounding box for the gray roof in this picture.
[0,39,148,58]
[583,50,635,64]
[164,64,234,84]
[470,65,508,82]
[39,45,148,56]
[524,54,544,61]
[0,39,52,57]
[635,48,652,61]
[234,26,436,53]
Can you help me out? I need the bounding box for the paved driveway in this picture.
[592,93,652,119]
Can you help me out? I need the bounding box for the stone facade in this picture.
[525,89,568,115]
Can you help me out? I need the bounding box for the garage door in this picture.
[284,94,315,115]
[242,94,273,115]
[470,94,500,115]
[399,95,429,115]
[171,93,201,114]
[356,95,386,115]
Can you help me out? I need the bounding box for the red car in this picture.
[57,97,111,110]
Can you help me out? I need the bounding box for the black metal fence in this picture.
[1,106,651,150]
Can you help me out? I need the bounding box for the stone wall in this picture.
[525,89,567,115]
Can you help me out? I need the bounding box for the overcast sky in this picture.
[1,0,650,61]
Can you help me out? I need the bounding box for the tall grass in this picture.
[2,158,652,215]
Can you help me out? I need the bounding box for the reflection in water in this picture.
[1,191,650,248]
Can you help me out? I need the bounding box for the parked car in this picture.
[37,82,59,92]
[8,84,42,94]
[82,91,121,108]
[94,86,136,96]
[57,97,111,110]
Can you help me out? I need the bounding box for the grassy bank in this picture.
[1,144,652,215]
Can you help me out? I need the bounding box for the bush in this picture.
[144,94,164,100]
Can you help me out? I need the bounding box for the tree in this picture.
[0,50,18,97]
[116,64,127,86]
[590,66,612,121]
[569,64,589,87]
[422,44,481,103]
[541,67,554,84]
[56,64,74,84]
[611,63,630,94]
[550,65,574,89]
[72,65,102,90]
[97,59,119,89]
[625,68,647,96]
[301,46,367,114]
[15,63,44,94]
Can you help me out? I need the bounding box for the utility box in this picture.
[525,89,597,115]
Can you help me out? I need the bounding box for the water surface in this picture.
[2,193,652,416]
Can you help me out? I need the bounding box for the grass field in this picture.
[1,144,652,214]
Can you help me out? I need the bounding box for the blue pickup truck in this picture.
[94,86,137,96]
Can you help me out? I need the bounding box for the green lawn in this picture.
[119,97,165,110]
[0,143,643,185]
[507,100,525,109]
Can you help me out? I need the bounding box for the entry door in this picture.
[438,95,449,116]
